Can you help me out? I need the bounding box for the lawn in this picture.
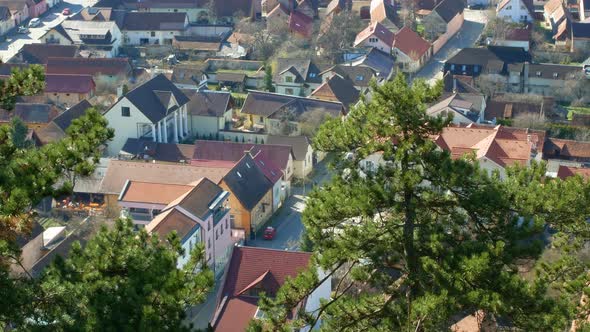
[566,106,590,120]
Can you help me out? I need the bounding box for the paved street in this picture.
[248,155,334,251]
[0,0,96,62]
[414,9,489,84]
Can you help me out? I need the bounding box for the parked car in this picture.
[62,8,70,15]
[28,18,41,28]
[17,26,29,34]
[263,227,276,240]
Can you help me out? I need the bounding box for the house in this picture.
[211,246,331,332]
[45,74,96,106]
[0,0,29,25]
[240,91,345,135]
[0,103,58,130]
[434,124,545,178]
[426,93,486,124]
[10,44,78,64]
[423,0,464,53]
[556,165,590,180]
[581,0,590,21]
[142,178,233,270]
[191,140,295,181]
[543,138,590,162]
[33,99,93,145]
[274,58,325,96]
[0,5,14,37]
[170,64,208,89]
[347,48,395,80]
[496,0,534,23]
[98,160,230,215]
[443,46,531,77]
[267,135,314,178]
[544,0,570,44]
[182,89,233,139]
[289,10,314,38]
[121,12,188,46]
[392,26,432,72]
[525,63,579,96]
[219,154,273,237]
[40,21,122,57]
[28,0,47,18]
[370,0,401,32]
[353,21,395,53]
[310,75,361,110]
[119,138,194,162]
[483,98,546,123]
[172,35,223,58]
[45,57,133,86]
[266,3,290,33]
[192,140,293,211]
[216,72,246,92]
[128,0,207,23]
[319,64,377,91]
[442,72,480,94]
[102,74,190,156]
[571,22,590,52]
[494,26,531,51]
[69,6,124,23]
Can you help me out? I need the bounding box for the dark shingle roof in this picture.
[527,63,580,79]
[323,65,376,87]
[433,0,464,23]
[222,154,273,211]
[175,178,223,220]
[122,12,187,30]
[354,48,395,78]
[216,72,246,83]
[241,91,345,119]
[182,89,231,117]
[266,135,310,161]
[45,74,95,94]
[311,75,360,109]
[192,140,293,171]
[0,103,56,123]
[53,99,93,131]
[46,57,132,76]
[18,44,78,64]
[275,58,324,84]
[120,138,194,162]
[0,6,11,21]
[572,22,590,38]
[445,46,531,70]
[122,74,190,123]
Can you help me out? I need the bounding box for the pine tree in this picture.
[0,65,45,110]
[249,74,590,331]
[264,64,274,92]
[9,117,32,149]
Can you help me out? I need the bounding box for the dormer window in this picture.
[309,72,317,78]
[355,75,364,80]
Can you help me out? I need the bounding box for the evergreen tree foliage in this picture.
[264,65,274,92]
[9,117,32,149]
[249,74,590,331]
[0,65,45,110]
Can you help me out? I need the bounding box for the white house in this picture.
[40,21,122,57]
[182,88,232,139]
[121,12,188,46]
[144,177,233,272]
[426,93,486,124]
[103,74,191,156]
[496,0,534,23]
[353,21,394,54]
[0,6,14,36]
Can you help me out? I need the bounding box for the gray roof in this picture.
[527,63,580,79]
[0,6,10,21]
[275,58,324,84]
[572,22,590,38]
[171,65,206,86]
[266,135,310,161]
[53,99,93,131]
[0,103,55,123]
[121,74,190,123]
[433,0,464,23]
[353,48,394,79]
[18,44,78,64]
[324,64,376,87]
[222,154,272,211]
[120,138,194,162]
[241,91,345,120]
[182,89,231,117]
[427,93,484,122]
[122,12,187,30]
[175,178,223,220]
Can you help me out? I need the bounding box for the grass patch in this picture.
[566,106,590,120]
[38,217,62,229]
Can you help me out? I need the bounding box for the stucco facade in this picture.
[293,145,314,178]
[45,91,93,107]
[190,109,232,139]
[219,180,273,238]
[497,0,532,23]
[123,27,186,46]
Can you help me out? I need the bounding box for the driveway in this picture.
[0,0,96,62]
[414,9,489,84]
[248,156,334,251]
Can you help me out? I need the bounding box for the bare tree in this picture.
[559,72,590,104]
[511,113,547,130]
[299,109,333,137]
[475,74,505,98]
[316,12,363,62]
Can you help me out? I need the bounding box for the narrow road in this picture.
[414,9,489,84]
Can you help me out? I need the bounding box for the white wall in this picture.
[497,0,532,23]
[177,225,202,269]
[124,29,182,46]
[104,98,151,156]
[301,269,332,332]
[358,37,391,54]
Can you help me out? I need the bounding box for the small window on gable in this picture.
[122,106,130,117]
[355,75,364,81]
[151,31,155,37]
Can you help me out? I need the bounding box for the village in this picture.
[1,0,590,329]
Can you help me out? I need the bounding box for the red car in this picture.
[62,8,70,15]
[263,227,276,240]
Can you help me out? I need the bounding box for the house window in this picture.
[262,204,266,213]
[121,106,130,117]
[208,239,211,248]
[229,215,234,227]
[461,65,467,71]
[450,64,455,70]
[215,230,218,240]
[285,76,293,83]
[208,220,211,230]
[174,9,178,12]
[506,5,512,9]
[285,88,294,95]
[309,72,317,78]
[520,5,525,9]
[355,75,364,81]
[189,240,193,252]
[474,66,479,73]
[536,71,542,77]
[151,31,156,37]
[220,225,223,234]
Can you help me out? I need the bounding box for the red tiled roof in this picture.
[289,10,313,38]
[45,74,95,94]
[557,165,590,180]
[46,57,132,76]
[354,21,395,47]
[543,138,590,160]
[213,246,312,332]
[434,124,543,167]
[393,26,431,60]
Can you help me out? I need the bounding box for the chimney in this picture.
[117,86,124,98]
